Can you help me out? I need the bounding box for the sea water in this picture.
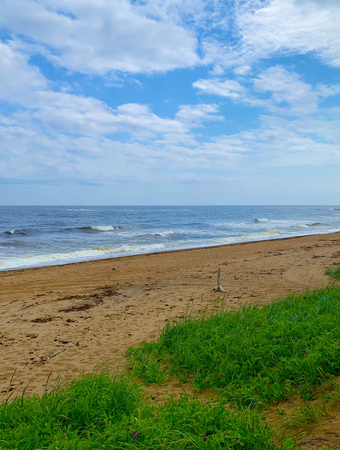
[0,205,339,271]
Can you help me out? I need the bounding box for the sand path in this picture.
[0,232,339,400]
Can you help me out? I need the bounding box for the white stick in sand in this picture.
[213,268,226,293]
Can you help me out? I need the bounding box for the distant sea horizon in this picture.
[1,205,339,271]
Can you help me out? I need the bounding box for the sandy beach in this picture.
[0,232,339,400]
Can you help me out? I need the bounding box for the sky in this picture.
[0,0,339,205]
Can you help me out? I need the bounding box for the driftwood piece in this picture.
[213,268,226,293]
[47,346,71,360]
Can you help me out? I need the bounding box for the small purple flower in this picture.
[204,433,207,441]
[132,431,137,440]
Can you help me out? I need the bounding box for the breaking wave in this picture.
[88,225,115,232]
[66,209,97,212]
[69,225,134,232]
[137,230,176,238]
[213,228,280,244]
[3,229,29,236]
[0,243,167,271]
[2,224,136,236]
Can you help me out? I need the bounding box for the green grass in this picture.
[326,265,340,281]
[0,372,293,449]
[323,380,340,411]
[127,285,340,407]
[282,404,327,430]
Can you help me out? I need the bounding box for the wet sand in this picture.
[0,232,339,400]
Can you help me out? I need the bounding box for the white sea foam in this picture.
[156,231,175,237]
[0,243,166,271]
[138,230,176,238]
[213,228,280,244]
[66,209,96,212]
[89,225,114,231]
[5,230,15,234]
[290,223,309,228]
[211,221,254,229]
[254,218,268,223]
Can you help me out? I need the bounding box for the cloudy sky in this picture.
[0,0,339,205]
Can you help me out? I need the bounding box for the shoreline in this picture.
[0,231,339,400]
[1,229,339,274]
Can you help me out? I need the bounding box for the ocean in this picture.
[0,205,339,271]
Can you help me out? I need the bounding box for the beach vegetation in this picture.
[0,372,292,449]
[282,403,327,430]
[326,264,340,281]
[127,285,340,408]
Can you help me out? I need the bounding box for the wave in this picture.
[0,243,167,271]
[137,230,176,238]
[213,228,280,244]
[70,225,134,233]
[3,229,29,236]
[66,209,96,211]
[254,218,268,223]
[88,225,115,232]
[2,224,135,236]
[289,223,309,228]
[1,240,27,247]
[291,222,322,228]
[211,221,253,229]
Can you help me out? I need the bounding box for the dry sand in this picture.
[0,232,339,401]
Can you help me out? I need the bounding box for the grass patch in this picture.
[127,285,340,407]
[323,380,340,411]
[326,265,340,281]
[0,372,293,449]
[282,403,328,430]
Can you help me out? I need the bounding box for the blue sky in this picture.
[0,0,339,205]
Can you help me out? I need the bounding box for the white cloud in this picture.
[237,0,340,67]
[316,84,340,98]
[193,78,245,99]
[234,65,251,76]
[0,117,245,183]
[193,66,339,116]
[239,114,340,167]
[0,44,191,140]
[253,66,319,115]
[202,0,340,71]
[1,102,338,187]
[0,41,47,103]
[0,0,199,74]
[1,0,339,79]
[0,44,337,184]
[175,103,224,124]
[30,93,188,138]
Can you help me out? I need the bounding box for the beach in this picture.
[0,231,339,400]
